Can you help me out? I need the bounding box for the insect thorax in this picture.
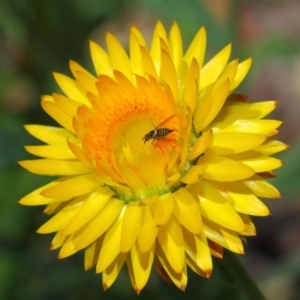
[149,130,157,138]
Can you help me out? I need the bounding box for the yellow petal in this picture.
[183,26,206,69]
[156,243,187,291]
[173,188,202,234]
[69,60,98,95]
[181,164,207,185]
[211,119,282,135]
[19,179,69,206]
[208,180,270,216]
[199,44,231,91]
[118,153,145,189]
[129,243,154,292]
[154,257,173,284]
[92,164,125,190]
[122,145,165,187]
[238,213,256,236]
[58,228,85,258]
[192,180,245,232]
[179,108,193,168]
[231,151,283,172]
[203,218,244,254]
[150,21,168,75]
[160,49,178,101]
[37,197,84,234]
[75,198,124,250]
[41,100,74,133]
[194,79,230,133]
[100,155,124,185]
[134,153,166,187]
[50,231,67,250]
[62,188,115,236]
[167,172,181,182]
[183,58,199,110]
[190,130,212,160]
[102,253,127,291]
[126,256,136,291]
[41,174,101,198]
[106,32,132,80]
[140,46,158,80]
[89,40,113,77]
[66,140,89,163]
[207,132,266,155]
[53,72,90,105]
[186,254,209,278]
[19,159,90,176]
[25,144,76,160]
[43,202,67,215]
[130,25,147,46]
[200,153,255,181]
[137,206,158,252]
[178,110,192,169]
[120,203,142,252]
[230,58,252,91]
[242,174,281,198]
[214,101,278,123]
[183,227,212,274]
[24,125,76,144]
[169,22,183,71]
[157,216,185,273]
[151,193,174,225]
[96,208,124,273]
[193,84,214,133]
[202,79,231,130]
[216,60,238,89]
[84,239,102,270]
[129,30,145,77]
[167,147,180,171]
[52,93,81,119]
[256,140,288,155]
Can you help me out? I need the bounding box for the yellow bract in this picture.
[19,21,286,293]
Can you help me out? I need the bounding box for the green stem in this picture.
[222,250,267,300]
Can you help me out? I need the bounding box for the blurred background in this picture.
[0,0,299,299]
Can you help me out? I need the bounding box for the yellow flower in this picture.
[19,21,286,292]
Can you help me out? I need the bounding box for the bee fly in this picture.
[142,115,177,146]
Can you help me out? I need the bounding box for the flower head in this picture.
[19,21,286,292]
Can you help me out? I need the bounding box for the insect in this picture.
[142,115,177,147]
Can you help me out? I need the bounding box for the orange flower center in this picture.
[78,72,180,186]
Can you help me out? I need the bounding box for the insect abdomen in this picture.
[157,128,174,138]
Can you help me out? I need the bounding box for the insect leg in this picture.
[159,137,177,143]
[151,139,163,153]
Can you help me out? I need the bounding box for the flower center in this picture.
[79,72,181,197]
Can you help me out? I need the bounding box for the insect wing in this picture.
[155,114,175,129]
